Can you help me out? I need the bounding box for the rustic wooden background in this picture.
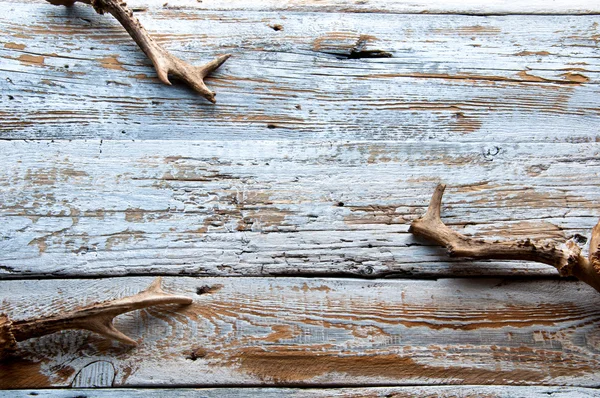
[1,0,600,395]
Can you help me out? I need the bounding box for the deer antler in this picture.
[46,0,230,102]
[409,184,600,294]
[0,277,192,359]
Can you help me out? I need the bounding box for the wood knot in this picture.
[196,284,223,295]
[186,347,208,361]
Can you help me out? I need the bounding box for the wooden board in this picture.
[2,277,600,388]
[1,6,599,141]
[6,386,600,397]
[4,0,600,14]
[1,139,599,278]
[2,0,600,393]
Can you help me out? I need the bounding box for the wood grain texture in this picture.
[3,0,600,15]
[2,0,600,391]
[5,386,600,397]
[1,6,599,141]
[1,139,599,278]
[2,277,600,387]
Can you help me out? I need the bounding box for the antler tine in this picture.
[408,184,450,243]
[46,0,230,102]
[410,184,600,294]
[8,277,192,347]
[422,183,446,221]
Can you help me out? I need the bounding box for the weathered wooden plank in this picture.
[4,0,600,15]
[2,277,600,387]
[5,386,600,397]
[1,7,599,141]
[1,139,599,278]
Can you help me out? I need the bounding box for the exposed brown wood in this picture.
[1,8,600,141]
[2,0,600,391]
[2,277,600,387]
[5,0,600,14]
[1,140,599,278]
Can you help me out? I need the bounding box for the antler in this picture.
[409,184,600,294]
[0,277,192,358]
[46,0,230,102]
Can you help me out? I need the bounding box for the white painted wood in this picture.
[4,386,600,397]
[4,0,600,14]
[1,6,599,141]
[2,0,600,390]
[2,277,600,387]
[1,140,598,277]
